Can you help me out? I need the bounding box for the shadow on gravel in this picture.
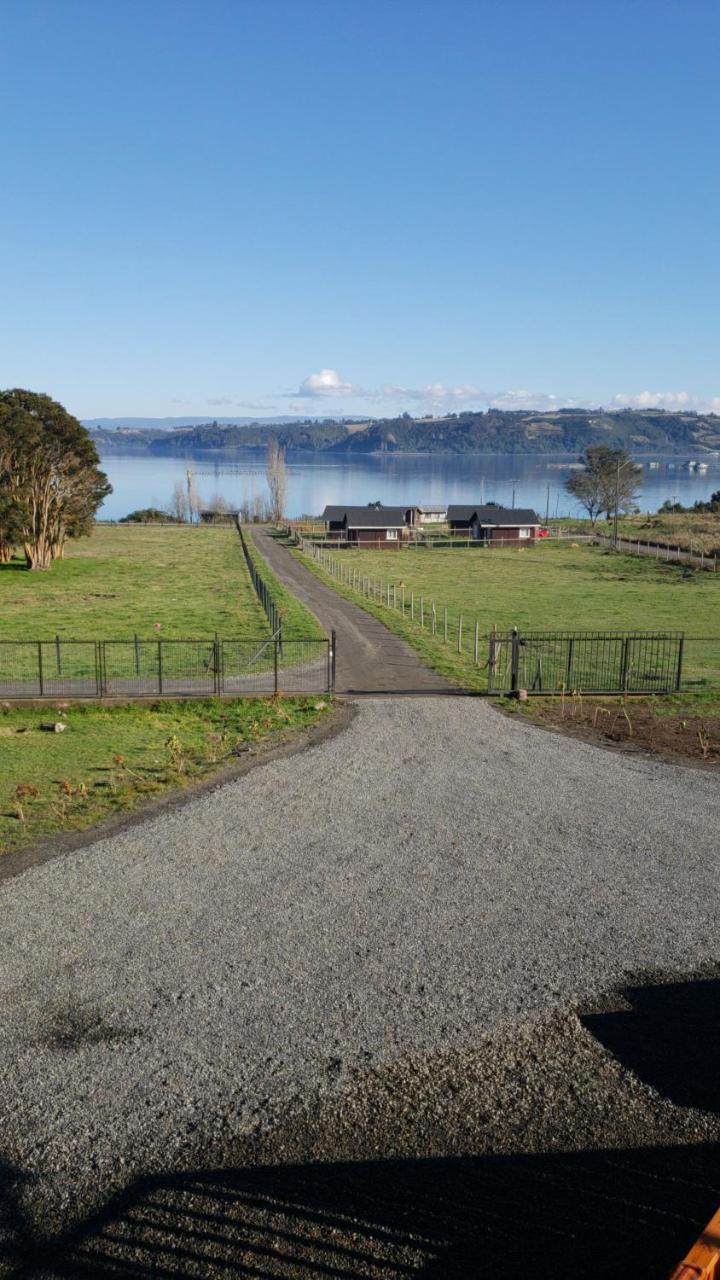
[5,1144,720,1279]
[583,976,720,1115]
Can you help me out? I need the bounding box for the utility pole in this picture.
[545,484,550,524]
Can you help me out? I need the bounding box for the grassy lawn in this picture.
[0,525,267,639]
[0,697,330,856]
[297,540,720,689]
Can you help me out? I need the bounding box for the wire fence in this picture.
[0,636,333,699]
[238,526,284,635]
[487,631,684,695]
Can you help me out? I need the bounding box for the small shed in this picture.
[447,505,541,543]
[321,505,409,547]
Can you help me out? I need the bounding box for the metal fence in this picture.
[488,630,685,695]
[238,526,284,635]
[0,636,334,699]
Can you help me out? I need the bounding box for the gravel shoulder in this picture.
[1,696,719,1275]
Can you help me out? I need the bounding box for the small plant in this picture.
[14,783,40,824]
[698,726,712,760]
[165,734,187,773]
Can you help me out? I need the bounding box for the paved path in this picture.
[253,528,453,693]
[1,696,719,1276]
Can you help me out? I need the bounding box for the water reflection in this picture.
[96,448,720,521]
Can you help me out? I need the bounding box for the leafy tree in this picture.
[0,389,111,569]
[0,488,23,562]
[120,507,179,523]
[565,446,641,525]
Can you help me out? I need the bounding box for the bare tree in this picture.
[266,439,287,523]
[186,470,203,524]
[169,481,189,522]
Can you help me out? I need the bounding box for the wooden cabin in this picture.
[446,505,541,543]
[321,505,410,547]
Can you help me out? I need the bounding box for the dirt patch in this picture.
[508,697,720,767]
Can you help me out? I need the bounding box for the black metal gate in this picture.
[488,630,684,695]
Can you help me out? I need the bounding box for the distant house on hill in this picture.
[321,504,410,547]
[447,505,541,543]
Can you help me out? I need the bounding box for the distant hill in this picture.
[83,415,313,430]
[89,408,720,457]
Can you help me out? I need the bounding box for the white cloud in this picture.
[296,368,363,398]
[612,390,720,413]
[207,397,235,406]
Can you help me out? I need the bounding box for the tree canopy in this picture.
[564,446,642,525]
[0,389,111,569]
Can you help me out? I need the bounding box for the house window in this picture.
[386,529,398,540]
[518,527,531,539]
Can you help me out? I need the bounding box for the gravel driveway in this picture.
[1,696,719,1276]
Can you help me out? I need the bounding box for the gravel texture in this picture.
[253,528,453,692]
[1,696,719,1275]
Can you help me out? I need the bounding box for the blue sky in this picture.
[2,0,719,420]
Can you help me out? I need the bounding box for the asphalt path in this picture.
[1,696,719,1277]
[253,528,453,693]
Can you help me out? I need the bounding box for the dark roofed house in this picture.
[447,505,541,543]
[321,505,409,547]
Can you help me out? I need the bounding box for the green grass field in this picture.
[297,540,720,689]
[0,525,267,639]
[0,697,329,856]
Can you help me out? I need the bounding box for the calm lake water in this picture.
[97,448,720,522]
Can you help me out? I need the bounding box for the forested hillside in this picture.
[91,408,720,456]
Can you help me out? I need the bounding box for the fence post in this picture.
[458,614,463,653]
[510,628,519,693]
[134,633,140,676]
[488,628,497,689]
[474,620,479,663]
[37,641,44,696]
[401,584,405,614]
[420,597,424,627]
[55,634,62,676]
[620,637,630,691]
[331,629,336,692]
[214,632,221,695]
[95,642,103,696]
[566,637,575,689]
[675,634,685,691]
[432,602,436,635]
[157,640,163,695]
[274,636,279,694]
[411,592,414,620]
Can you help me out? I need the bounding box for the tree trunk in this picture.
[0,541,12,563]
[24,541,53,570]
